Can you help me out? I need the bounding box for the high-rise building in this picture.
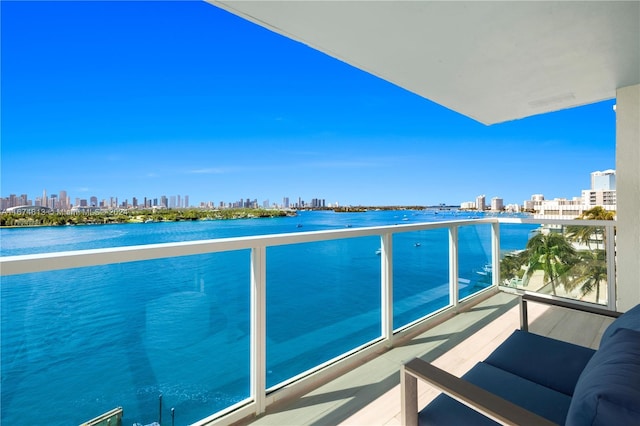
[591,169,616,190]
[59,190,69,210]
[583,169,616,208]
[531,170,616,219]
[491,197,504,211]
[475,195,486,211]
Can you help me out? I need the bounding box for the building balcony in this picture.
[243,291,614,425]
[0,217,619,425]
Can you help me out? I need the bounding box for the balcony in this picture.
[244,292,614,426]
[0,217,618,425]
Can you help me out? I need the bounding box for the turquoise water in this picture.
[1,210,536,425]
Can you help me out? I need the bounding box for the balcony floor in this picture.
[238,291,613,425]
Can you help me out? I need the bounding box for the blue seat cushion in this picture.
[484,329,595,396]
[600,303,640,345]
[566,327,640,426]
[418,362,572,426]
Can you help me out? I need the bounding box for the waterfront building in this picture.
[475,194,486,211]
[59,190,69,210]
[490,197,503,211]
[591,169,616,190]
[581,188,617,208]
[41,189,47,208]
[459,201,475,210]
[49,194,58,210]
[0,194,30,210]
[310,198,326,208]
[532,170,617,219]
[504,203,521,213]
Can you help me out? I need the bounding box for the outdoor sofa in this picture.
[401,293,640,425]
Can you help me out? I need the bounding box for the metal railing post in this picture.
[449,225,459,307]
[491,221,500,288]
[250,246,267,415]
[520,297,529,331]
[381,233,394,344]
[605,224,617,310]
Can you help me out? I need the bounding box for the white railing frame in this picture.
[0,217,617,423]
[381,232,394,344]
[250,245,267,415]
[448,224,459,308]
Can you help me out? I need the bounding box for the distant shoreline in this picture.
[0,205,503,228]
[0,207,295,228]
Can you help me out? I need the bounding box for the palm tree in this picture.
[566,249,607,303]
[499,251,527,286]
[563,206,614,301]
[580,206,615,220]
[523,232,577,295]
[565,206,615,249]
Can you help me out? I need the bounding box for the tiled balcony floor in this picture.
[238,291,612,425]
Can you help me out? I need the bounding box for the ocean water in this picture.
[0,210,536,425]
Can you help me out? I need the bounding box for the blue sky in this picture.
[1,1,616,207]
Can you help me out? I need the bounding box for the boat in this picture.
[476,264,493,276]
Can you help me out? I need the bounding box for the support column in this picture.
[615,84,640,311]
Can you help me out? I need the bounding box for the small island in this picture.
[0,207,296,228]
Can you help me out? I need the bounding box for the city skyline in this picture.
[1,2,616,207]
[3,168,611,211]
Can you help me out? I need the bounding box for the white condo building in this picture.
[490,197,504,211]
[531,170,617,219]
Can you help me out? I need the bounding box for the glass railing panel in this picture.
[499,223,613,306]
[498,222,539,288]
[392,228,449,330]
[0,251,251,426]
[458,224,493,299]
[266,236,381,388]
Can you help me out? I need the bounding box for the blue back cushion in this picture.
[484,330,595,396]
[601,303,640,345]
[566,327,640,426]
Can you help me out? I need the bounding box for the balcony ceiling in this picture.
[207,1,639,125]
